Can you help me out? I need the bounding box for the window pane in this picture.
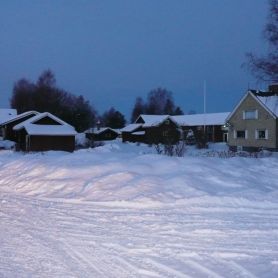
[237,131,245,138]
[258,130,266,139]
[244,110,256,119]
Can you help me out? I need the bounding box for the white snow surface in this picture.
[23,123,77,136]
[1,141,278,277]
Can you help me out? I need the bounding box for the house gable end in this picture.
[134,115,145,124]
[33,116,62,125]
[227,91,277,124]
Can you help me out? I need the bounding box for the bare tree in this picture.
[130,97,145,122]
[244,0,278,82]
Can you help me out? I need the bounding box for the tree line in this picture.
[10,70,184,132]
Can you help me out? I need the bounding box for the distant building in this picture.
[122,115,181,144]
[85,127,119,141]
[122,113,229,145]
[172,112,230,143]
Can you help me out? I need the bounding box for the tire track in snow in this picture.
[144,258,191,278]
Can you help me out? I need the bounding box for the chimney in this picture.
[268,84,278,93]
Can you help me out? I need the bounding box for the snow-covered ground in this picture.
[1,141,278,277]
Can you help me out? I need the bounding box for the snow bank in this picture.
[0,141,278,207]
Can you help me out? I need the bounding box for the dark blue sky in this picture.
[0,0,269,120]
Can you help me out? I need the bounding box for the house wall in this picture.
[86,130,118,141]
[181,125,225,143]
[122,132,145,143]
[145,121,180,144]
[27,135,75,152]
[228,94,277,150]
[122,126,145,143]
[34,117,62,125]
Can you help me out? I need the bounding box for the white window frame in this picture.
[243,110,258,120]
[255,129,268,140]
[234,130,248,139]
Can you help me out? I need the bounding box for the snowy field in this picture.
[1,141,278,277]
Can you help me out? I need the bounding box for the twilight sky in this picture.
[0,0,269,120]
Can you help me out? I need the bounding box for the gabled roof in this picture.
[172,112,230,126]
[13,112,71,130]
[121,124,142,132]
[13,112,77,136]
[84,127,119,135]
[135,114,178,127]
[24,124,77,136]
[226,90,278,122]
[0,111,39,126]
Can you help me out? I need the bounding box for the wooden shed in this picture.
[121,124,145,143]
[85,127,119,141]
[122,115,181,144]
[13,112,77,152]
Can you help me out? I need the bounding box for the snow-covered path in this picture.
[1,142,278,277]
[1,193,278,277]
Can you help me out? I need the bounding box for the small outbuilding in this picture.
[13,112,77,152]
[85,127,119,141]
[122,115,181,144]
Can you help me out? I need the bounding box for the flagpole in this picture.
[203,80,206,133]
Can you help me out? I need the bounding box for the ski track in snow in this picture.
[1,143,278,277]
[1,193,278,277]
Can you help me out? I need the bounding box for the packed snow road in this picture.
[1,142,278,277]
[1,193,278,277]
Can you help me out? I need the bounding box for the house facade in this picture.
[226,89,278,152]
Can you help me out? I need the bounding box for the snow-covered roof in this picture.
[256,94,278,117]
[0,109,17,124]
[121,124,142,132]
[0,111,38,126]
[13,112,71,130]
[136,114,176,127]
[12,112,77,136]
[132,131,145,135]
[84,127,119,135]
[23,124,77,136]
[172,112,230,126]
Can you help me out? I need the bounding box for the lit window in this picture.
[243,110,258,120]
